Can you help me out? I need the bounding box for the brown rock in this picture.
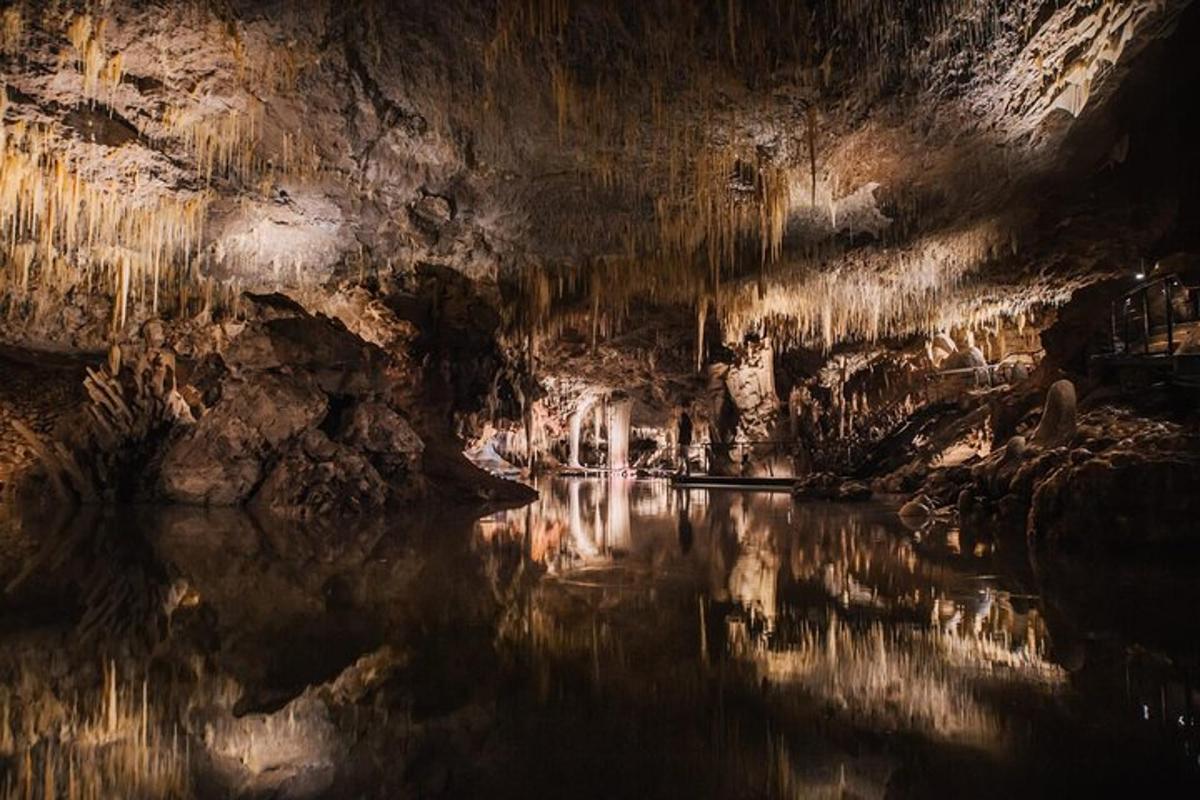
[251,431,388,519]
[410,194,454,229]
[160,374,328,505]
[339,401,424,472]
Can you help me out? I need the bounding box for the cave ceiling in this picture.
[0,0,1196,351]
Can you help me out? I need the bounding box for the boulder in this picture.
[250,431,388,519]
[834,480,873,502]
[1030,447,1200,550]
[794,471,840,500]
[160,374,328,505]
[794,472,872,502]
[339,401,424,479]
[930,332,958,366]
[899,494,933,522]
[943,345,989,386]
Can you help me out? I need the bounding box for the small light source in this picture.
[1135,272,1146,280]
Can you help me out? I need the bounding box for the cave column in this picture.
[606,394,633,471]
[568,392,599,468]
[593,401,605,454]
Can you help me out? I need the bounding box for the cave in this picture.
[1,0,1199,797]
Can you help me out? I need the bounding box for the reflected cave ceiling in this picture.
[0,0,1197,351]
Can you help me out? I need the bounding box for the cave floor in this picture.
[0,479,1196,798]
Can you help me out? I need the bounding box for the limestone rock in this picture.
[160,374,328,505]
[834,480,873,502]
[1030,448,1200,550]
[1032,379,1077,448]
[899,494,933,521]
[721,339,789,477]
[338,401,425,498]
[942,345,989,386]
[340,401,424,469]
[930,332,958,366]
[224,309,388,396]
[794,472,872,502]
[251,431,388,519]
[410,194,454,229]
[1005,435,1028,459]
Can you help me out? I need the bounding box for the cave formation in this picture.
[1,0,1200,797]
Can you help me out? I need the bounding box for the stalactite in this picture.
[806,105,818,206]
[0,109,210,331]
[1,5,23,55]
[0,2,329,334]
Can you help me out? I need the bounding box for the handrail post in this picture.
[1142,289,1151,355]
[1110,300,1117,353]
[1123,298,1131,354]
[1165,281,1175,355]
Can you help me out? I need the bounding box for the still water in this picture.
[0,479,1196,798]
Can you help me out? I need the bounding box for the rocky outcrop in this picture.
[794,472,872,502]
[1028,422,1200,551]
[710,338,791,477]
[160,372,328,505]
[0,348,88,492]
[250,431,388,520]
[901,380,1200,553]
[11,294,535,516]
[339,400,424,482]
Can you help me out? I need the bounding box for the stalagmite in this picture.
[1032,380,1077,449]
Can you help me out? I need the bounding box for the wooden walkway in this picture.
[669,474,796,492]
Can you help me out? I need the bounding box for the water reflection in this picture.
[481,479,1064,751]
[0,483,1196,797]
[478,478,1200,797]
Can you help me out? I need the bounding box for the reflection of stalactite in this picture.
[567,478,598,557]
[605,476,632,551]
[729,542,779,631]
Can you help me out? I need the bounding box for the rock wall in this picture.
[8,292,534,517]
